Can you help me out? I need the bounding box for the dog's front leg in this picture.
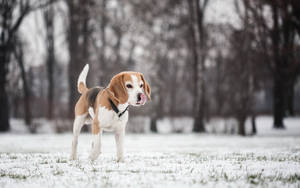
[115,126,125,162]
[89,120,102,161]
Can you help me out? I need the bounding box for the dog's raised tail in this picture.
[77,64,89,94]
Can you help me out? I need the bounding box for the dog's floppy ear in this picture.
[140,73,151,101]
[108,73,128,104]
[106,89,120,104]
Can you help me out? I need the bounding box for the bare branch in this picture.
[203,0,210,11]
[8,0,60,41]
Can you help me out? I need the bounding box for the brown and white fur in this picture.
[70,64,151,162]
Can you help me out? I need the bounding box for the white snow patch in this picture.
[0,134,299,187]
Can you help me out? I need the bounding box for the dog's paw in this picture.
[89,153,100,161]
[89,156,96,161]
[89,157,97,161]
[69,155,76,160]
[117,157,125,163]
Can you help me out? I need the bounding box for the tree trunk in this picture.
[0,55,10,131]
[0,2,13,132]
[286,80,295,116]
[68,1,78,119]
[20,63,32,126]
[215,52,223,116]
[169,64,178,116]
[150,117,158,133]
[238,117,246,136]
[187,0,199,114]
[0,0,36,131]
[44,2,55,119]
[80,12,90,133]
[251,113,256,135]
[67,0,89,119]
[281,2,295,117]
[193,113,205,132]
[12,95,20,118]
[273,76,285,128]
[271,3,286,129]
[193,0,207,133]
[99,0,107,84]
[14,38,32,126]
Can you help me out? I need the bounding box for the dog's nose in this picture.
[137,93,142,101]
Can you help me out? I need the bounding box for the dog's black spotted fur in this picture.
[86,87,103,108]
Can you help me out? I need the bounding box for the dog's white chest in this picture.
[95,106,128,131]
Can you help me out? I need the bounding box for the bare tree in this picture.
[43,0,55,119]
[13,35,32,126]
[66,0,94,119]
[189,0,210,132]
[0,0,50,131]
[228,29,254,136]
[245,0,300,128]
[99,0,107,84]
[187,0,199,115]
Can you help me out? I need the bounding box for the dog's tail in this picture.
[77,64,89,94]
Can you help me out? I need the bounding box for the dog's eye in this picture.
[140,84,143,88]
[126,84,133,89]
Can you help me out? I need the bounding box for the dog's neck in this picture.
[108,98,129,118]
[117,102,129,112]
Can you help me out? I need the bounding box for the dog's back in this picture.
[86,87,103,108]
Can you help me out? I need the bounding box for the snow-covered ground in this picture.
[156,116,300,136]
[0,133,299,187]
[1,116,300,187]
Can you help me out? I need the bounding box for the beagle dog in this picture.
[70,64,151,162]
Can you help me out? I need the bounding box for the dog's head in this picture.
[108,72,151,106]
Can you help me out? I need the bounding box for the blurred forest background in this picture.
[0,0,300,135]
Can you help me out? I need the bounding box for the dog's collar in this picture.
[108,98,129,118]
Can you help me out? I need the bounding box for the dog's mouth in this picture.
[136,93,146,105]
[129,101,145,106]
[135,101,146,105]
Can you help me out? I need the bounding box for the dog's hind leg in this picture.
[70,114,87,160]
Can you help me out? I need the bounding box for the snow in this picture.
[1,130,300,187]
[10,116,300,136]
[2,116,300,187]
[10,119,56,134]
[156,116,300,136]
